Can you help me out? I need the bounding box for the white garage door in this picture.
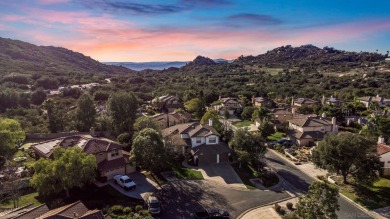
[104,167,126,179]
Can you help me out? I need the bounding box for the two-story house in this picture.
[358,95,390,108]
[252,97,276,108]
[378,136,390,176]
[151,111,192,129]
[31,136,135,180]
[162,120,231,165]
[287,116,338,146]
[151,95,184,113]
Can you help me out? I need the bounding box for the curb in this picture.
[267,150,380,219]
[236,197,296,219]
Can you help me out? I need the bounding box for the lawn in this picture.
[0,192,42,208]
[338,177,390,210]
[267,132,286,141]
[232,120,252,128]
[173,166,204,180]
[232,162,279,190]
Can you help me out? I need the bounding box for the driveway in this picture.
[198,163,246,188]
[153,180,291,219]
[108,172,158,200]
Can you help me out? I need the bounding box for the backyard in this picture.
[232,120,252,128]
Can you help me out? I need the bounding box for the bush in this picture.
[117,133,131,144]
[279,208,286,215]
[135,205,143,213]
[286,202,293,210]
[110,205,124,214]
[274,203,281,212]
[123,207,132,214]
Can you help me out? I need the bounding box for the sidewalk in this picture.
[239,198,298,219]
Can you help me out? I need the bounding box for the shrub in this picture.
[110,205,124,214]
[279,208,286,215]
[135,205,143,213]
[123,207,132,214]
[286,202,293,210]
[117,132,131,144]
[274,203,281,212]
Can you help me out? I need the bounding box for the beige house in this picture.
[151,95,183,113]
[252,97,275,108]
[287,116,338,146]
[377,137,390,176]
[292,97,319,107]
[212,97,242,115]
[31,136,135,179]
[151,111,192,129]
[162,120,231,165]
[357,95,390,108]
[321,95,344,107]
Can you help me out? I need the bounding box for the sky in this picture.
[1,0,390,62]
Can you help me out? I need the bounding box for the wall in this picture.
[206,135,219,145]
[191,137,206,147]
[107,149,123,161]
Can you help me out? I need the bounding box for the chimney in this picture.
[292,107,296,116]
[331,117,336,125]
[378,136,385,144]
[321,95,326,105]
[331,117,337,133]
[321,112,326,118]
[291,96,294,106]
[209,119,213,127]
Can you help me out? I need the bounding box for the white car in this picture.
[113,175,136,190]
[147,196,161,215]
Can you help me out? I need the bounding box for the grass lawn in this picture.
[232,120,252,128]
[267,132,285,141]
[0,192,42,208]
[173,166,204,180]
[338,177,390,210]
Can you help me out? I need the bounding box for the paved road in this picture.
[264,151,373,219]
[153,180,290,219]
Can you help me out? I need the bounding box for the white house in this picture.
[377,136,390,176]
[162,120,231,164]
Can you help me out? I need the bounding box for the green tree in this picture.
[200,110,223,133]
[258,120,275,138]
[44,99,66,133]
[296,181,339,219]
[133,116,160,133]
[252,106,271,124]
[230,128,266,163]
[312,132,381,184]
[241,106,257,120]
[0,118,25,164]
[184,98,204,118]
[31,147,96,197]
[107,92,138,133]
[117,133,132,144]
[130,128,168,172]
[75,94,96,132]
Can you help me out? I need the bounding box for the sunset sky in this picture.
[1,0,390,62]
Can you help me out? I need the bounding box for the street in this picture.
[265,151,373,219]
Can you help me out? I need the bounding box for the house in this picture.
[292,97,319,107]
[252,97,275,108]
[357,95,390,108]
[162,120,231,165]
[377,137,390,176]
[31,136,135,180]
[151,95,183,113]
[254,108,293,130]
[212,97,242,115]
[321,95,344,107]
[287,115,338,146]
[151,111,192,129]
[0,201,104,219]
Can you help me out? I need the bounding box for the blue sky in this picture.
[0,0,389,61]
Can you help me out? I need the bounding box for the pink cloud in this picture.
[38,0,70,4]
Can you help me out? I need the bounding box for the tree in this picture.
[296,181,339,219]
[258,120,275,138]
[75,94,96,132]
[241,106,256,120]
[184,98,204,118]
[0,118,25,165]
[229,128,266,163]
[117,133,132,144]
[44,99,66,133]
[200,110,223,133]
[130,128,168,172]
[133,117,160,133]
[31,147,97,197]
[107,92,138,133]
[312,132,381,184]
[31,89,47,105]
[252,106,271,124]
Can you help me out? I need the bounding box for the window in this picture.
[196,138,202,144]
[209,137,217,144]
[111,149,119,157]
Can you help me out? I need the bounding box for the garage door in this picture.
[104,167,126,179]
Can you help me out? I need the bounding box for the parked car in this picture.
[194,208,229,219]
[266,139,294,148]
[113,175,136,190]
[147,196,161,215]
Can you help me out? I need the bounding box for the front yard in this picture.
[338,177,390,210]
[232,162,279,190]
[267,132,285,141]
[232,120,252,128]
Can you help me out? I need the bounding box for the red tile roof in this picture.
[377,143,390,155]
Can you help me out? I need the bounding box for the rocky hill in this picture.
[186,56,216,66]
[0,37,132,76]
[235,44,387,69]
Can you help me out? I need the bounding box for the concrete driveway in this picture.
[198,163,246,188]
[108,172,158,200]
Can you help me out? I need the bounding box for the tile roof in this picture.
[377,143,390,155]
[220,97,240,104]
[37,201,88,219]
[162,122,220,138]
[289,116,332,127]
[271,108,293,115]
[79,210,104,219]
[97,157,128,172]
[191,142,231,156]
[287,130,327,140]
[14,204,49,219]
